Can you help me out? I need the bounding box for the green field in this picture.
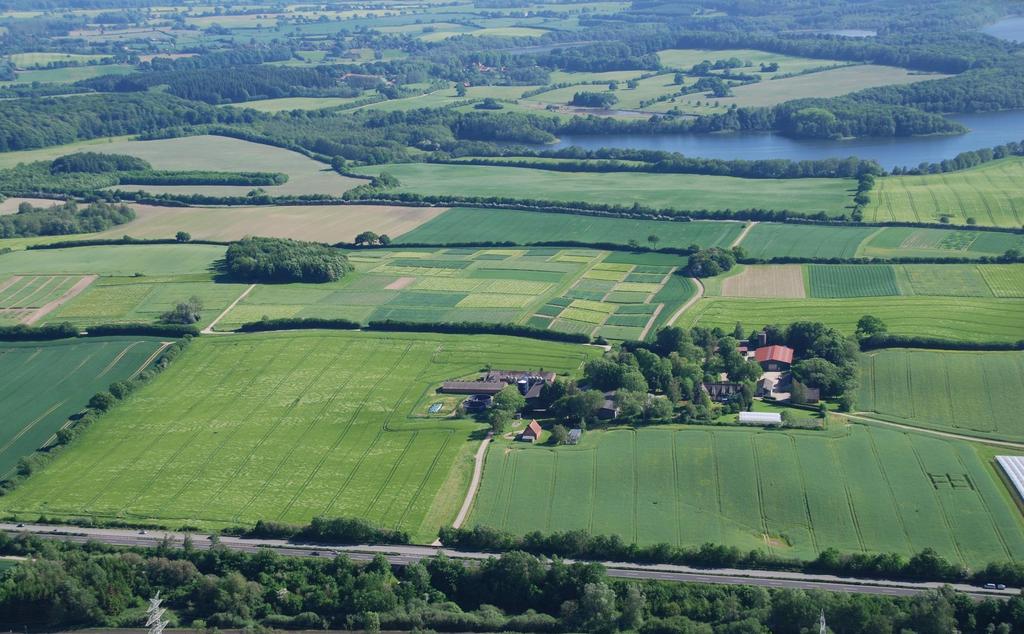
[0,244,226,277]
[858,349,1024,442]
[396,207,744,248]
[352,163,854,216]
[807,265,900,298]
[472,425,1024,567]
[738,223,1024,259]
[9,52,109,68]
[0,337,166,477]
[93,135,364,197]
[0,331,596,540]
[865,158,1024,228]
[0,63,135,85]
[679,296,1024,342]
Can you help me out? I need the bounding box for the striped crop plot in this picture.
[471,426,1024,567]
[0,337,167,477]
[0,275,96,324]
[864,158,1024,228]
[719,265,806,298]
[858,349,1024,442]
[0,331,596,540]
[807,265,899,298]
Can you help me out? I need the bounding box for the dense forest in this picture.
[0,200,134,238]
[224,237,353,283]
[1,534,1022,633]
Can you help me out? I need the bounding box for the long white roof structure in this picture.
[996,456,1024,501]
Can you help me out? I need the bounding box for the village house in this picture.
[754,345,794,371]
[598,391,620,420]
[519,419,543,443]
[703,381,744,403]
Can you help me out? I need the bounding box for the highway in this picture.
[2,522,1016,600]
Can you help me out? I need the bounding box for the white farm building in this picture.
[739,411,782,425]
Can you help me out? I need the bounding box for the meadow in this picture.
[471,425,1024,568]
[97,135,365,197]
[217,247,687,341]
[395,207,744,248]
[92,203,448,244]
[0,274,93,325]
[736,222,1024,259]
[0,337,167,478]
[0,63,135,85]
[858,349,1024,442]
[351,163,854,216]
[0,244,226,277]
[232,95,372,113]
[864,158,1024,228]
[0,331,597,541]
[679,296,1024,342]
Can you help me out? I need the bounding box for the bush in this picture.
[85,323,199,337]
[366,320,590,344]
[236,317,361,332]
[0,322,78,341]
[297,516,410,545]
[225,236,352,283]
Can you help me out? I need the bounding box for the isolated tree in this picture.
[175,231,191,242]
[647,234,660,248]
[354,231,379,246]
[551,424,569,445]
[493,384,526,414]
[378,234,392,246]
[161,296,203,324]
[855,314,888,339]
[455,83,467,97]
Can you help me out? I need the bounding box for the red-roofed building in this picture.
[519,420,543,443]
[754,345,794,371]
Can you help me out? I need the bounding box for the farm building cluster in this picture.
[701,331,819,410]
[441,369,555,413]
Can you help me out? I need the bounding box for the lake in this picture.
[981,16,1024,42]
[545,110,1024,170]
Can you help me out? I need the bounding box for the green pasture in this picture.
[737,223,1024,260]
[1,63,135,85]
[351,163,855,216]
[680,296,1024,342]
[0,337,166,478]
[858,349,1024,442]
[48,275,249,328]
[472,425,1024,567]
[865,158,1024,228]
[396,207,743,249]
[9,52,109,68]
[0,331,597,540]
[0,244,226,277]
[232,95,371,112]
[656,48,842,74]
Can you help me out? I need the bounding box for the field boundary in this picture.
[838,412,1024,450]
[453,435,492,529]
[204,283,255,334]
[666,278,704,326]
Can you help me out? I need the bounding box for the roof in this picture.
[739,411,783,424]
[441,381,505,394]
[485,370,556,384]
[568,428,582,440]
[522,420,543,438]
[754,345,794,365]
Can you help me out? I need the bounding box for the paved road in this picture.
[2,523,1014,600]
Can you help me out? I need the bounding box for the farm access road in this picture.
[2,522,1016,600]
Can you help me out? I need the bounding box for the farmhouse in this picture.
[791,380,820,404]
[598,391,620,420]
[519,419,543,443]
[703,381,744,403]
[739,411,783,426]
[754,345,794,371]
[442,370,555,398]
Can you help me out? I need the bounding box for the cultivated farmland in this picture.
[737,223,878,259]
[0,337,167,477]
[718,265,806,298]
[395,207,744,249]
[864,158,1024,228]
[94,135,366,197]
[0,244,226,277]
[679,296,1024,342]
[0,274,95,324]
[91,203,448,244]
[218,247,688,340]
[858,349,1024,442]
[350,163,855,216]
[0,331,597,540]
[807,265,899,298]
[471,425,1024,567]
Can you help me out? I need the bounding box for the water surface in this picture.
[545,110,1024,169]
